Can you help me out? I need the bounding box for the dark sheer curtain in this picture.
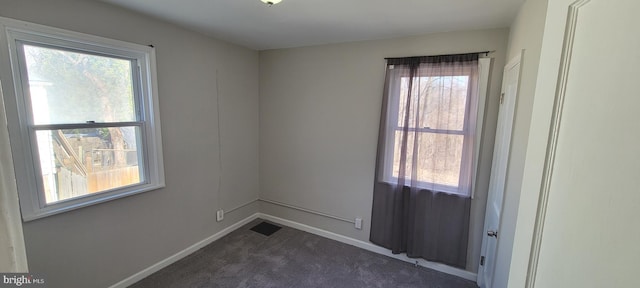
[370,53,479,268]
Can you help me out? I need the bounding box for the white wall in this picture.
[259,28,509,272]
[530,1,640,286]
[0,0,260,287]
[505,0,633,286]
[498,0,640,286]
[492,0,550,287]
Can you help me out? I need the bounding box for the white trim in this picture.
[258,213,478,282]
[108,213,261,288]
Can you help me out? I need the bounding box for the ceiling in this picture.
[101,0,524,51]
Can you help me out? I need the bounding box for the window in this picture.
[381,58,490,196]
[0,18,164,220]
[390,75,470,188]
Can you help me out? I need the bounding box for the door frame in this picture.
[477,51,523,287]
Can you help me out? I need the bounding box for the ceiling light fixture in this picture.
[261,0,282,6]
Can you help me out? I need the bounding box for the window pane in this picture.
[392,131,463,187]
[415,132,463,187]
[392,131,416,181]
[24,44,136,125]
[398,76,469,131]
[36,127,143,204]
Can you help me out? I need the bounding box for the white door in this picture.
[477,54,521,288]
[527,0,640,287]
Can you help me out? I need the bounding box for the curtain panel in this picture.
[370,53,480,268]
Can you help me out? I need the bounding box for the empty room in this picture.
[0,0,637,287]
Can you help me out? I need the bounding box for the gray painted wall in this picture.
[0,0,514,283]
[0,0,260,287]
[259,28,509,272]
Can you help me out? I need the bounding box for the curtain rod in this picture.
[384,50,494,60]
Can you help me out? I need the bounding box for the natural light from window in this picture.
[391,75,469,188]
[24,45,144,204]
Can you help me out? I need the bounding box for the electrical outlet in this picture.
[216,209,224,222]
[355,218,362,230]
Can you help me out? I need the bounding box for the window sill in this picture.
[22,182,165,222]
[380,179,469,198]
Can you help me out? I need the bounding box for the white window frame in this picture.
[381,58,490,198]
[0,17,165,221]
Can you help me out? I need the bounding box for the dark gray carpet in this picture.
[130,219,478,288]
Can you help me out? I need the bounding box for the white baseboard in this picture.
[108,213,260,288]
[109,212,476,287]
[258,213,478,282]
